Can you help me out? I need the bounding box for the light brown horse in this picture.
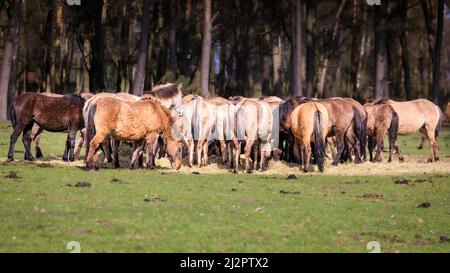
[364,102,401,162]
[184,96,217,167]
[85,97,184,170]
[234,98,274,173]
[317,98,366,165]
[376,99,442,162]
[207,97,237,167]
[290,102,329,172]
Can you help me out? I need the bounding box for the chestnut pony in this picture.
[290,102,329,172]
[84,97,184,170]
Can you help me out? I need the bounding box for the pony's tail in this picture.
[9,105,16,129]
[435,108,443,138]
[85,104,97,158]
[388,110,399,148]
[352,106,366,159]
[313,109,326,172]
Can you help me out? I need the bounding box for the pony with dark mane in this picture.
[8,92,86,162]
[143,83,185,117]
[84,97,184,170]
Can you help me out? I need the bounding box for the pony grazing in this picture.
[290,102,329,172]
[8,92,85,162]
[234,98,274,173]
[184,96,217,167]
[84,97,184,170]
[364,103,400,162]
[376,99,442,162]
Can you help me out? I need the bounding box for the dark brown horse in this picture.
[8,92,85,162]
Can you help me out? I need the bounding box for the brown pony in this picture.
[364,103,401,162]
[317,98,366,165]
[29,92,93,159]
[290,102,329,172]
[279,97,312,162]
[84,97,183,170]
[8,92,85,162]
[376,99,442,162]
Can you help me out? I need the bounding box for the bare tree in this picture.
[132,0,152,96]
[200,0,213,98]
[0,0,20,121]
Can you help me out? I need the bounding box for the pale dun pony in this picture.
[185,96,217,167]
[377,99,442,162]
[234,99,273,173]
[290,102,329,172]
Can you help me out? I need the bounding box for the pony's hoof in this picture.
[303,168,308,173]
[318,165,325,172]
[418,146,423,150]
[331,161,339,166]
[399,157,405,162]
[7,157,14,162]
[36,151,44,159]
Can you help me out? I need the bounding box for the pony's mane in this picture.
[63,93,85,106]
[147,83,181,99]
[374,98,390,105]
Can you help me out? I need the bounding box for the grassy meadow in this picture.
[0,122,449,253]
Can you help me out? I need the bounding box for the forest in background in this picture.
[0,0,449,121]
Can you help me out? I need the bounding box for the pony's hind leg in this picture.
[74,129,85,160]
[425,126,439,162]
[244,139,255,173]
[86,133,108,170]
[418,128,427,150]
[22,123,35,162]
[64,128,77,162]
[32,125,45,159]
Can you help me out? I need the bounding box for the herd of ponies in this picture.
[6,83,443,173]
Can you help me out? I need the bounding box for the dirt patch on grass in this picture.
[358,193,384,199]
[417,202,431,208]
[4,171,21,180]
[66,181,91,188]
[279,190,300,195]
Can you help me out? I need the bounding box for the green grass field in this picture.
[0,122,449,253]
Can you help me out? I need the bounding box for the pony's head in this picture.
[148,83,185,117]
[166,138,183,170]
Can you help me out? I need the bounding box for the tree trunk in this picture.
[292,0,303,97]
[89,0,106,92]
[305,0,315,98]
[116,1,131,92]
[261,24,271,96]
[421,0,435,94]
[132,0,152,96]
[398,0,413,100]
[350,0,361,98]
[318,0,345,98]
[168,0,177,80]
[0,0,20,121]
[200,0,212,98]
[374,5,388,100]
[432,0,444,106]
[272,33,282,97]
